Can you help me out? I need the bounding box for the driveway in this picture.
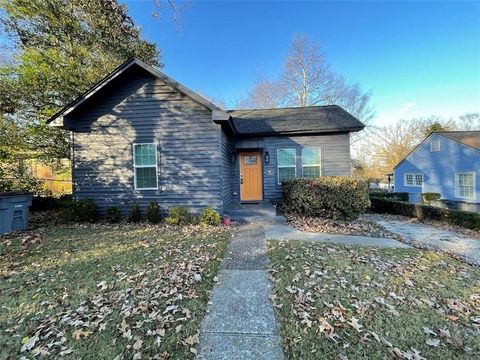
[366,214,480,266]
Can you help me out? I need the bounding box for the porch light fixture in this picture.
[264,151,270,164]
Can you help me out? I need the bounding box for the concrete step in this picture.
[228,215,287,225]
[224,208,277,218]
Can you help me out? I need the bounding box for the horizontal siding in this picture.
[232,133,351,201]
[70,69,223,216]
[394,133,480,204]
[221,130,232,207]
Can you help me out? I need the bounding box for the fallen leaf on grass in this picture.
[97,281,107,291]
[347,317,363,333]
[426,338,440,347]
[21,333,39,352]
[422,327,436,336]
[184,334,199,346]
[72,329,93,340]
[132,339,143,350]
[405,279,414,287]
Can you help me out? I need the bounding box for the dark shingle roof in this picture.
[436,131,480,150]
[227,105,365,135]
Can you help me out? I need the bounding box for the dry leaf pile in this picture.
[1,224,229,359]
[268,240,480,359]
[287,214,403,240]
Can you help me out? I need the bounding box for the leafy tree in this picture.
[0,0,161,191]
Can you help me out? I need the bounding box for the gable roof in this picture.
[393,130,480,169]
[47,58,364,137]
[227,105,365,135]
[47,58,229,127]
[435,131,480,150]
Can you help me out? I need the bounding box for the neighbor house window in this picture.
[404,173,423,187]
[430,140,440,152]
[455,173,475,200]
[277,148,296,184]
[302,147,321,178]
[133,143,158,190]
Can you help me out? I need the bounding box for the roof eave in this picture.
[236,126,364,137]
[46,58,229,127]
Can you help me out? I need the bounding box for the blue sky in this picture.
[125,0,480,125]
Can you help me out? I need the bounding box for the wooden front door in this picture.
[240,151,263,201]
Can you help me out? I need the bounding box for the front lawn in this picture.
[0,223,230,359]
[268,240,480,359]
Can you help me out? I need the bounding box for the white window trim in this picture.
[430,140,440,152]
[133,142,159,190]
[404,173,423,187]
[277,148,296,185]
[454,172,476,200]
[301,147,322,178]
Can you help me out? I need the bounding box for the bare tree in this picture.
[352,113,477,181]
[457,112,480,131]
[243,34,374,127]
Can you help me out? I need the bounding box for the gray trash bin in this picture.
[0,192,33,235]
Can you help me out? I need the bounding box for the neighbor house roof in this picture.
[47,58,230,127]
[435,131,480,150]
[393,130,480,169]
[227,105,365,136]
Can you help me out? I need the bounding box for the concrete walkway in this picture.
[265,223,409,249]
[366,214,480,266]
[196,223,283,360]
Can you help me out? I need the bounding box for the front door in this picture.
[240,151,263,201]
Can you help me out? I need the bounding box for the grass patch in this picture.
[0,223,230,359]
[268,240,480,359]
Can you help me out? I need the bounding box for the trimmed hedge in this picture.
[282,177,370,220]
[369,192,409,202]
[370,197,480,230]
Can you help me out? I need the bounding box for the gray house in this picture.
[48,58,364,216]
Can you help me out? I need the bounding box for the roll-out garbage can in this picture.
[0,192,33,235]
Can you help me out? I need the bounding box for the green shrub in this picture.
[282,177,370,220]
[31,194,73,212]
[422,192,441,204]
[166,206,193,225]
[370,191,409,202]
[127,203,142,223]
[145,201,161,224]
[105,206,121,223]
[370,197,480,230]
[199,206,222,226]
[60,198,99,223]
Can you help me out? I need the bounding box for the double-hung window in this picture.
[277,148,296,185]
[302,147,321,178]
[404,173,423,187]
[133,143,158,190]
[455,173,475,200]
